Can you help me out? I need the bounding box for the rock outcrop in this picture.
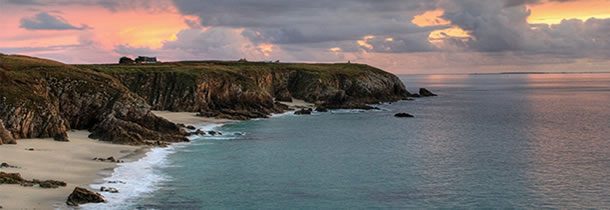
[394,113,414,118]
[66,187,106,206]
[419,88,437,97]
[0,54,187,145]
[0,120,15,145]
[1,55,410,144]
[85,61,410,119]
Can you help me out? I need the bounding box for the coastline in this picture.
[81,112,235,209]
[0,112,234,209]
[0,106,315,209]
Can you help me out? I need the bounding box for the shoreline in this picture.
[0,131,146,209]
[81,111,235,209]
[0,112,234,209]
[0,107,306,209]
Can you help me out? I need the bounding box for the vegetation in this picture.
[79,60,386,78]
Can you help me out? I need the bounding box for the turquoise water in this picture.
[133,74,610,209]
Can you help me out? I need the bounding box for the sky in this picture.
[1,0,609,74]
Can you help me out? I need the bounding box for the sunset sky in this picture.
[1,0,609,74]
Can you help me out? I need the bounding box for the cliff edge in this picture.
[84,61,410,120]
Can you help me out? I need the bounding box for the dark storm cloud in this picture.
[438,0,610,58]
[20,12,89,30]
[172,0,442,52]
[0,0,174,12]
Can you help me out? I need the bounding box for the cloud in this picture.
[172,0,442,53]
[20,12,89,30]
[1,0,175,12]
[436,0,610,59]
[114,27,276,61]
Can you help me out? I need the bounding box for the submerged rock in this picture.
[315,107,329,112]
[100,186,119,193]
[295,108,313,115]
[66,187,106,206]
[394,113,415,118]
[419,88,437,97]
[207,130,222,136]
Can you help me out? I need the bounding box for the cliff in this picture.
[0,54,409,145]
[83,61,410,120]
[0,54,187,145]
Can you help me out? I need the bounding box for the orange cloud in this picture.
[528,0,610,24]
[411,9,450,27]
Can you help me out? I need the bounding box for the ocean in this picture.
[85,73,610,209]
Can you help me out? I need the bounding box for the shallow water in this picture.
[114,73,610,209]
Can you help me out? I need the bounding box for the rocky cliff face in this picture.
[0,55,187,145]
[86,62,410,119]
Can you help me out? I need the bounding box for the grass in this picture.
[78,61,386,78]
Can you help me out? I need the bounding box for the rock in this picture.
[53,133,69,142]
[177,123,186,128]
[0,120,16,145]
[294,108,313,115]
[207,131,219,136]
[186,125,196,130]
[66,187,106,206]
[26,148,34,151]
[0,172,25,184]
[315,107,329,112]
[419,88,437,97]
[410,94,421,98]
[108,180,126,184]
[20,182,34,187]
[35,179,67,188]
[100,186,119,193]
[274,88,293,102]
[394,113,414,118]
[0,162,15,168]
[93,157,122,163]
[195,129,206,135]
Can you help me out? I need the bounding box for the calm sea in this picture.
[88,73,610,209]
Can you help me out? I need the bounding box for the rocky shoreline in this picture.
[1,54,411,146]
[0,54,421,208]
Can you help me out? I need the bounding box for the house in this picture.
[135,56,157,64]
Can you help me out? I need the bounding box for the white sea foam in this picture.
[81,123,227,209]
[81,144,182,210]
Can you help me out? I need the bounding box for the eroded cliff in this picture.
[0,55,187,145]
[84,61,410,120]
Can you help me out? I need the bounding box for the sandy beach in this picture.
[0,131,145,209]
[152,111,236,125]
[0,112,229,209]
